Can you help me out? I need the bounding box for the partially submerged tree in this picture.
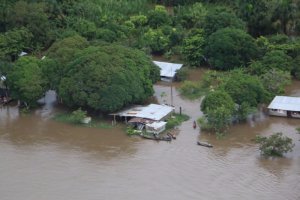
[256,132,294,157]
[260,68,291,96]
[221,70,267,107]
[201,90,235,133]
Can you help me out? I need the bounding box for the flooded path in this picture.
[0,81,300,200]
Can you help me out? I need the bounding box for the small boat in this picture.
[197,141,213,148]
[140,133,172,141]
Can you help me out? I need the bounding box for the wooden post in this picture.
[180,106,182,115]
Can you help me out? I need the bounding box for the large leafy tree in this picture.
[6,56,47,107]
[203,7,245,36]
[58,44,160,112]
[205,28,258,70]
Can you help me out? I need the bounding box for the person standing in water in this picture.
[193,120,196,129]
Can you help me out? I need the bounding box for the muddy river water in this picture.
[0,76,299,200]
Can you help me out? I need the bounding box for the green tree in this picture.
[203,7,245,36]
[143,28,170,54]
[174,2,207,29]
[292,55,300,79]
[261,50,293,72]
[256,132,294,157]
[205,28,258,70]
[147,5,171,28]
[272,0,298,34]
[237,0,275,36]
[8,1,54,48]
[260,68,291,96]
[222,70,267,107]
[205,105,233,134]
[182,28,205,67]
[58,44,160,112]
[6,56,47,107]
[72,18,97,40]
[46,35,89,91]
[201,90,235,114]
[130,14,148,27]
[0,27,32,61]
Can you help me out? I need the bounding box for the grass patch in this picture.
[166,113,190,129]
[53,113,112,129]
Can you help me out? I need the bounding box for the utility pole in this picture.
[170,65,173,106]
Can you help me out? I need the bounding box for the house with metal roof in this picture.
[112,104,174,121]
[110,104,174,134]
[153,61,183,82]
[268,96,300,118]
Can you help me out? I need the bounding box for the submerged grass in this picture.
[178,80,206,100]
[53,113,76,124]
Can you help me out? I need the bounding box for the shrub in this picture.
[69,108,88,124]
[175,67,188,82]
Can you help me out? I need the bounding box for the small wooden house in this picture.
[268,96,300,118]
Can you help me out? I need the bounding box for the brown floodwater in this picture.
[0,78,299,200]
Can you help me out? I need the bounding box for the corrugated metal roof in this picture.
[268,96,300,111]
[153,61,183,78]
[117,104,174,121]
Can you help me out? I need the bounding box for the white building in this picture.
[145,121,167,135]
[268,96,300,118]
[153,61,183,82]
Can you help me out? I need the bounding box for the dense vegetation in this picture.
[0,0,300,117]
